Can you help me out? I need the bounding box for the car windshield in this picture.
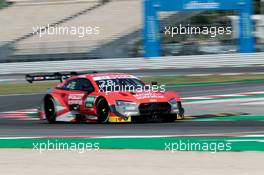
[96,78,145,92]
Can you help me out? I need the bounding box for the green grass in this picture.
[0,82,57,95]
[1,74,264,95]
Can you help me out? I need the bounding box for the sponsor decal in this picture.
[134,93,165,100]
[149,99,158,102]
[68,94,84,105]
[93,75,137,81]
[108,116,132,123]
[85,96,97,108]
[78,75,86,78]
[184,0,220,10]
[147,16,158,42]
[34,76,44,80]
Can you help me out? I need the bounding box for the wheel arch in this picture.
[95,96,110,106]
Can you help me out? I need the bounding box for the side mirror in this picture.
[151,81,158,85]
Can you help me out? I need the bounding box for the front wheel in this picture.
[96,98,110,123]
[177,107,185,120]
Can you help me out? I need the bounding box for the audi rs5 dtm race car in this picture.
[26,72,184,123]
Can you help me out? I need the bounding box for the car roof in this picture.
[75,73,138,80]
[89,73,131,77]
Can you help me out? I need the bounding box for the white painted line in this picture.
[0,131,264,139]
[226,139,264,142]
[183,91,264,103]
[0,79,19,82]
[184,97,264,105]
[182,97,212,100]
[239,135,264,137]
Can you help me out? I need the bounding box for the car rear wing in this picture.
[25,72,78,83]
[25,71,98,83]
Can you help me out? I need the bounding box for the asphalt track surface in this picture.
[0,78,263,137]
[1,81,263,112]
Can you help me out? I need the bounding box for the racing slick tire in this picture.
[44,97,57,123]
[177,107,185,120]
[96,98,110,123]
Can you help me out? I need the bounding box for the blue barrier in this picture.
[143,0,255,57]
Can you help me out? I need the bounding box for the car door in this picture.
[61,78,94,110]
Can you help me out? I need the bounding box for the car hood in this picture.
[101,91,178,104]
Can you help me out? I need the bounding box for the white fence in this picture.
[0,53,263,74]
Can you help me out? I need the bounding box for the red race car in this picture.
[26,72,184,123]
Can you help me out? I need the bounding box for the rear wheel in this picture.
[44,97,56,123]
[96,98,110,123]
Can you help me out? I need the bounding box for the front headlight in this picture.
[115,100,139,116]
[169,98,177,105]
[169,98,179,113]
